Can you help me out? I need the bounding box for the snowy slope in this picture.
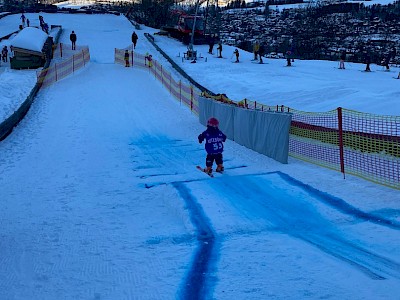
[0,12,399,300]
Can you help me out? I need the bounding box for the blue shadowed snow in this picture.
[275,172,400,230]
[172,182,218,300]
[203,172,400,280]
[131,135,400,295]
[176,171,400,293]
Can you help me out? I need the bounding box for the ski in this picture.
[196,166,214,177]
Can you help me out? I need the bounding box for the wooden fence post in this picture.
[161,65,163,86]
[190,86,194,112]
[337,107,345,178]
[179,80,182,105]
[55,63,58,82]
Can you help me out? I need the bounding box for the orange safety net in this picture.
[37,44,90,88]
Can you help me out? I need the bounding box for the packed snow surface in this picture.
[0,9,399,300]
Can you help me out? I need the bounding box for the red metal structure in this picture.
[163,10,205,44]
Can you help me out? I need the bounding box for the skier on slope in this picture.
[198,117,227,175]
[339,50,346,69]
[234,49,239,63]
[258,43,265,64]
[253,40,260,61]
[217,42,223,58]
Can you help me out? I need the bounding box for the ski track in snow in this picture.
[143,167,400,296]
[187,172,400,282]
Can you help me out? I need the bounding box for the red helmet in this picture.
[207,117,219,127]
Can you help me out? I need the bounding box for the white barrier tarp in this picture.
[198,97,235,139]
[199,96,292,164]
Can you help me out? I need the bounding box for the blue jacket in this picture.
[198,126,227,154]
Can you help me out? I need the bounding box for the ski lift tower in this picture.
[188,0,201,51]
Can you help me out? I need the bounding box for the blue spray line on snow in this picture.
[274,171,400,230]
[172,182,217,300]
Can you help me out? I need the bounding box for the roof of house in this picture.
[11,27,48,53]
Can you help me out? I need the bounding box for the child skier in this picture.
[145,53,153,67]
[198,117,227,175]
[234,49,239,63]
[124,50,130,67]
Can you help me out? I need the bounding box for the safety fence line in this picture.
[115,48,400,190]
[115,47,200,115]
[36,44,90,89]
[213,95,400,190]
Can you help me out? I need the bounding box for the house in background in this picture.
[10,27,53,69]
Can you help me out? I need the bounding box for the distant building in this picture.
[10,27,53,69]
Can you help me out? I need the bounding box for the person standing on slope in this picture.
[339,50,346,69]
[2,46,8,62]
[234,49,239,63]
[253,40,260,61]
[124,50,130,67]
[217,42,223,58]
[70,31,77,50]
[131,31,138,49]
[364,52,371,72]
[20,13,26,27]
[208,34,215,54]
[198,117,227,175]
[258,43,265,64]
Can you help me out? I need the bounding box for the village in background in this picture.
[1,0,399,67]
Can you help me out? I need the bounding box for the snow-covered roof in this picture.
[11,27,48,52]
